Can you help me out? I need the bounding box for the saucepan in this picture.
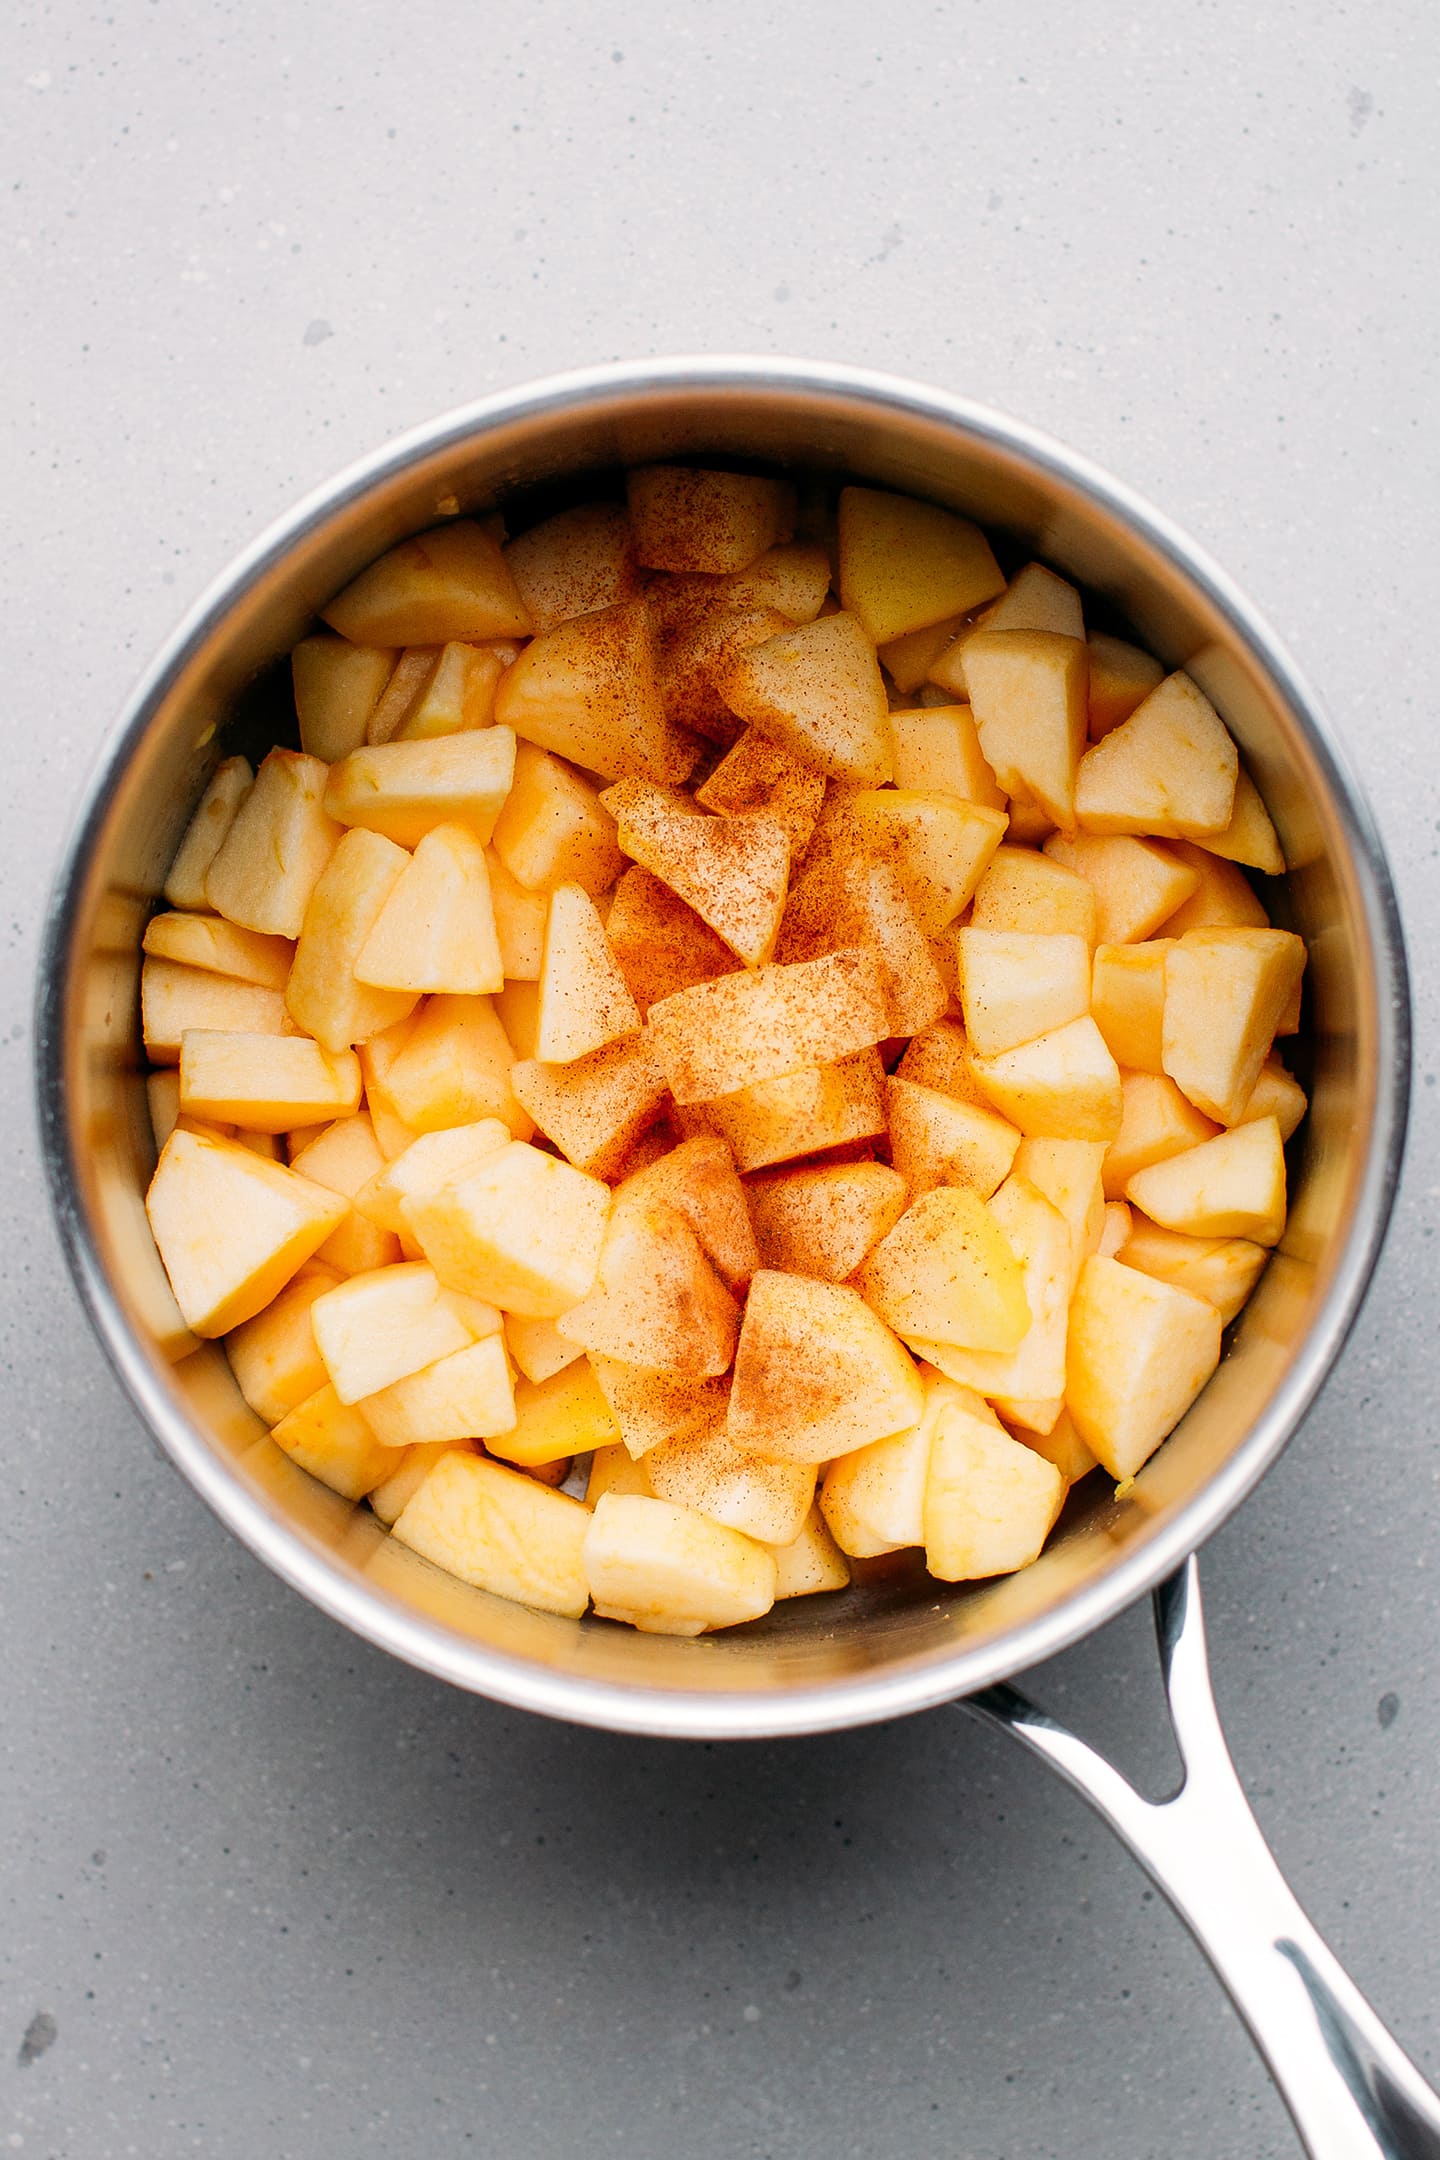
[35,358,1433,2155]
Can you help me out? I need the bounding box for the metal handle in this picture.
[965,1558,1440,2159]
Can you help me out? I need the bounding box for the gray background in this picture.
[4,3,1437,2154]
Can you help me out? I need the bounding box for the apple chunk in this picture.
[535,884,642,1063]
[1162,927,1307,1126]
[324,728,517,850]
[645,1423,816,1547]
[555,1200,739,1378]
[179,1031,361,1133]
[353,824,504,996]
[694,729,825,857]
[747,1160,907,1283]
[322,520,531,644]
[164,756,252,911]
[285,826,418,1052]
[969,1017,1122,1143]
[205,749,341,939]
[358,1332,516,1448]
[727,1271,923,1464]
[601,779,791,968]
[713,612,893,785]
[309,1260,484,1404]
[1125,1115,1287,1246]
[271,1384,405,1500]
[490,741,624,897]
[582,1492,777,1635]
[142,913,295,990]
[886,1077,1021,1202]
[644,947,888,1104]
[403,1140,611,1316]
[1074,671,1238,839]
[856,1187,1030,1353]
[627,466,795,574]
[225,1263,343,1425]
[923,1391,1065,1580]
[503,502,639,631]
[1118,1217,1269,1326]
[616,1135,759,1290]
[1066,1254,1222,1478]
[956,928,1092,1058]
[511,1036,669,1180]
[486,1358,619,1467]
[837,486,1004,643]
[677,1050,888,1172]
[494,598,698,784]
[963,629,1088,831]
[146,1129,349,1336]
[605,865,743,1015]
[393,1452,591,1618]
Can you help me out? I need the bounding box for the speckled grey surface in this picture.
[4,5,1438,2155]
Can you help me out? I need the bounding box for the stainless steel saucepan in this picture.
[36,358,1432,2156]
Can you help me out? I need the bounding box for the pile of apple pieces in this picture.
[141,463,1307,1638]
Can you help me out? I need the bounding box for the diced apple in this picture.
[1074,672,1238,839]
[645,947,888,1105]
[830,788,1008,935]
[727,1271,923,1464]
[504,1313,586,1386]
[886,1077,1020,1202]
[178,1030,360,1137]
[694,729,826,856]
[1236,1055,1307,1141]
[1085,632,1165,740]
[768,1507,852,1597]
[164,755,253,910]
[1102,1071,1220,1200]
[494,598,698,784]
[205,749,342,938]
[963,629,1088,830]
[322,520,531,644]
[955,928,1091,1059]
[585,1444,656,1504]
[495,978,540,1059]
[1067,1254,1222,1478]
[1090,941,1173,1073]
[359,1331,515,1448]
[856,1186,1030,1352]
[587,1355,729,1459]
[924,1390,1066,1580]
[677,1050,888,1173]
[556,1200,739,1377]
[615,1135,758,1291]
[364,647,441,746]
[368,1440,478,1528]
[284,827,419,1051]
[837,487,1004,644]
[393,640,503,741]
[878,617,968,696]
[969,847,1097,946]
[271,1383,405,1499]
[353,1119,510,1232]
[141,959,290,1064]
[1125,1115,1287,1245]
[356,1012,421,1157]
[323,728,516,850]
[1200,766,1284,878]
[503,503,639,631]
[712,612,893,785]
[310,1260,485,1404]
[490,741,623,896]
[377,993,534,1139]
[1159,841,1270,933]
[968,1017,1122,1142]
[485,847,549,979]
[1118,1215,1269,1326]
[1043,832,1200,944]
[1162,927,1307,1124]
[486,1357,618,1467]
[142,913,295,990]
[353,823,504,996]
[534,885,641,1064]
[404,1139,610,1316]
[604,864,743,1016]
[146,1129,349,1336]
[601,779,791,968]
[780,856,948,1039]
[1098,1202,1132,1259]
[909,1174,1073,1428]
[511,1036,669,1178]
[645,1422,816,1546]
[225,1261,344,1424]
[394,1451,591,1618]
[711,541,833,623]
[1012,1137,1106,1274]
[819,1369,967,1556]
[582,1491,776,1635]
[747,1159,907,1282]
[893,1019,991,1108]
[288,1112,399,1275]
[654,602,793,744]
[628,466,795,574]
[926,561,1084,700]
[887,706,1007,810]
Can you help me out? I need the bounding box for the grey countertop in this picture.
[4,4,1438,2154]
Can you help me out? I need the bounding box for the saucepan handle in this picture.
[964,1558,1440,2159]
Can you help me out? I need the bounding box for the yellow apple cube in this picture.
[179,1030,361,1135]
[205,749,342,938]
[887,705,1007,809]
[288,1112,399,1276]
[1074,671,1238,839]
[1098,1201,1133,1259]
[490,740,624,896]
[1013,1404,1099,1485]
[1085,632,1165,739]
[605,864,742,1015]
[1118,1216,1269,1326]
[926,561,1084,700]
[322,520,531,644]
[727,1271,922,1465]
[368,1440,478,1527]
[644,947,887,1104]
[712,540,832,623]
[1067,1254,1222,1478]
[694,729,826,856]
[484,1355,618,1467]
[1042,832,1200,944]
[877,616,968,695]
[271,1383,405,1499]
[602,781,791,970]
[142,912,295,990]
[768,1508,852,1598]
[923,1391,1066,1580]
[1012,1137,1107,1275]
[503,502,639,632]
[856,1186,1030,1353]
[323,728,516,850]
[359,1331,514,1448]
[963,628,1088,830]
[309,1260,485,1404]
[616,1135,758,1291]
[484,846,549,979]
[1236,1055,1307,1141]
[712,612,893,785]
[836,486,1004,644]
[780,855,948,1039]
[504,1313,586,1387]
[969,846,1098,945]
[1162,928,1307,1124]
[645,1423,816,1547]
[1160,842,1270,933]
[292,635,396,760]
[1102,1071,1220,1199]
[146,1129,349,1336]
[969,1016,1122,1142]
[628,465,794,573]
[585,1444,656,1504]
[284,826,419,1051]
[1090,940,1174,1072]
[747,1160,907,1282]
[818,1369,963,1557]
[587,1356,729,1460]
[353,824,504,996]
[377,993,534,1139]
[893,1020,991,1108]
[393,640,504,740]
[394,1451,591,1618]
[677,1050,888,1172]
[835,788,1007,935]
[403,1140,610,1317]
[1125,1116,1287,1245]
[494,598,697,785]
[534,884,641,1064]
[909,1174,1074,1428]
[1201,767,1284,878]
[353,1118,510,1232]
[556,1200,739,1378]
[886,1077,1021,1202]
[955,928,1092,1058]
[582,1491,776,1635]
[141,959,289,1064]
[164,755,253,910]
